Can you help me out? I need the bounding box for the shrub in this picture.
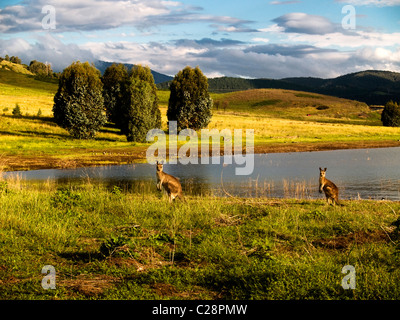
[167,66,213,132]
[119,65,161,142]
[12,104,22,117]
[381,100,400,127]
[99,235,131,257]
[102,63,129,126]
[53,61,106,139]
[50,187,82,209]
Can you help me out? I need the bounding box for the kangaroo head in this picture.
[156,161,164,172]
[319,167,327,178]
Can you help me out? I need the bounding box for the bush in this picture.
[53,61,106,139]
[29,60,52,76]
[167,66,213,132]
[120,65,161,142]
[381,100,400,127]
[12,104,22,117]
[102,63,129,126]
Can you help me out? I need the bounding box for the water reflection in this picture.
[3,147,400,201]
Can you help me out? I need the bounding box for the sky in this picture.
[0,0,399,79]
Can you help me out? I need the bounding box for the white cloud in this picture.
[335,0,400,6]
[0,34,94,71]
[0,0,254,34]
[272,13,338,35]
[252,38,270,43]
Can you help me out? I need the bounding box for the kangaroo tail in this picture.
[336,199,344,207]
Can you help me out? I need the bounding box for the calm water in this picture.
[3,147,400,201]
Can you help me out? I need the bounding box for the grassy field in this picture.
[1,65,400,171]
[0,177,400,300]
[1,65,400,301]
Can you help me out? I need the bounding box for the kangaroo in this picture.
[156,161,184,203]
[319,167,341,206]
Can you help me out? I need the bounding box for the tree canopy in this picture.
[381,100,400,127]
[167,66,212,132]
[119,65,161,142]
[53,61,106,139]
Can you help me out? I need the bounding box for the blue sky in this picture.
[0,0,399,78]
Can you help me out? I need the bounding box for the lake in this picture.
[3,147,400,201]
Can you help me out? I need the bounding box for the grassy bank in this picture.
[1,178,400,299]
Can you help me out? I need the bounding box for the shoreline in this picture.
[2,139,400,172]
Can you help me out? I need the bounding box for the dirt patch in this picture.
[312,229,393,250]
[151,282,221,299]
[59,274,118,297]
[254,140,400,154]
[152,283,180,297]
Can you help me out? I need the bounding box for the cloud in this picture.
[335,0,400,6]
[272,13,338,35]
[270,1,302,5]
[80,35,400,79]
[0,34,95,71]
[174,38,246,48]
[244,44,337,57]
[285,30,400,48]
[0,0,254,34]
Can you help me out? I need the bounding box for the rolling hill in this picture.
[159,70,400,106]
[282,70,400,106]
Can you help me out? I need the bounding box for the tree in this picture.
[53,61,106,139]
[12,103,22,117]
[10,56,21,64]
[102,63,129,126]
[167,66,212,132]
[29,60,52,76]
[129,65,161,130]
[119,65,161,142]
[381,100,400,127]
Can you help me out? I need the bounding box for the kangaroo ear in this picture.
[324,167,327,171]
[156,161,159,165]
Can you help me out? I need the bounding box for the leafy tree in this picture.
[167,66,212,131]
[102,63,129,126]
[120,65,161,142]
[53,61,106,139]
[129,65,161,130]
[29,60,52,76]
[381,100,400,127]
[10,56,22,64]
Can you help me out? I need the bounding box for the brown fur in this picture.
[319,167,341,206]
[156,161,184,203]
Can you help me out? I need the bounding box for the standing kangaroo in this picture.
[319,167,341,206]
[156,161,184,203]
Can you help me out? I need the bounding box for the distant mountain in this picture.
[176,70,400,106]
[94,60,173,84]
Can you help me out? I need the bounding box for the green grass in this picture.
[212,89,381,125]
[1,178,400,299]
